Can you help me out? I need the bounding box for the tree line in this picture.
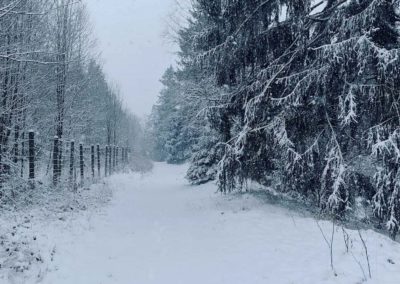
[149,0,400,239]
[0,1,141,198]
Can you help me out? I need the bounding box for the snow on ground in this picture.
[1,162,400,284]
[0,179,113,284]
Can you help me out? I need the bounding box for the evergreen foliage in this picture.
[152,0,400,238]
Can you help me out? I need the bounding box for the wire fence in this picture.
[0,130,131,192]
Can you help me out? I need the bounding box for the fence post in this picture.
[116,146,119,170]
[80,143,84,185]
[121,147,123,167]
[115,146,118,171]
[124,147,127,164]
[109,145,112,174]
[58,139,62,182]
[110,145,113,173]
[21,131,25,178]
[114,146,117,171]
[111,145,115,173]
[13,125,19,165]
[70,140,75,185]
[97,144,100,177]
[108,145,111,175]
[91,145,95,178]
[105,146,108,176]
[53,136,59,186]
[28,130,35,181]
[0,144,2,190]
[110,145,113,174]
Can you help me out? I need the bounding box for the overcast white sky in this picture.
[86,0,179,118]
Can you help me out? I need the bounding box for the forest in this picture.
[0,0,143,199]
[1,0,400,282]
[149,0,400,239]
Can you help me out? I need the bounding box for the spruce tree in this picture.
[155,0,400,237]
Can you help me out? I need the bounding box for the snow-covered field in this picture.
[1,163,400,284]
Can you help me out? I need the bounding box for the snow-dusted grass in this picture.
[0,180,113,283]
[1,163,400,283]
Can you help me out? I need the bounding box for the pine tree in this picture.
[157,0,400,238]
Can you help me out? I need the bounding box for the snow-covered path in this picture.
[38,163,400,284]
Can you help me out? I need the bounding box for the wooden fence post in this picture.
[80,143,84,185]
[115,146,118,171]
[122,147,125,165]
[97,144,100,177]
[13,125,19,165]
[111,145,113,173]
[116,146,119,170]
[0,144,2,190]
[105,146,108,177]
[108,145,111,175]
[57,139,62,182]
[110,145,113,173]
[21,131,25,178]
[28,130,35,180]
[108,145,111,176]
[91,145,95,178]
[112,145,115,173]
[53,136,59,186]
[70,140,75,184]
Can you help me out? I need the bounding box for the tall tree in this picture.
[154,0,400,238]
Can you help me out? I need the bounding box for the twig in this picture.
[350,251,367,282]
[316,220,336,274]
[288,211,297,227]
[358,229,372,279]
[341,226,350,253]
[330,221,335,272]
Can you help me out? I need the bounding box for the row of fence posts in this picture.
[0,130,35,189]
[0,130,131,189]
[52,136,130,187]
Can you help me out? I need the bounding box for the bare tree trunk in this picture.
[55,0,71,182]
